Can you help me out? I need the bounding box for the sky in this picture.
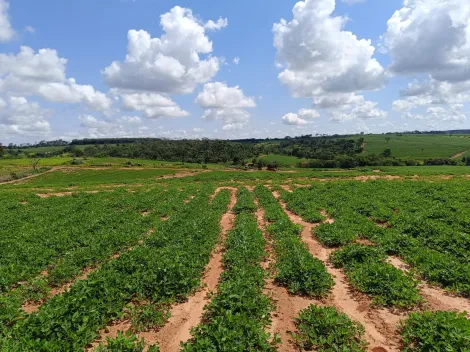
[1,0,470,144]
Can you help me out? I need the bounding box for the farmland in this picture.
[1,167,470,351]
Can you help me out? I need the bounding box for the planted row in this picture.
[293,305,367,352]
[330,244,422,308]
[254,185,333,297]
[0,186,194,333]
[182,188,275,351]
[0,186,230,351]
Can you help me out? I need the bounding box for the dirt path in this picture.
[451,151,468,159]
[386,257,470,318]
[254,198,320,351]
[279,185,293,193]
[88,188,237,352]
[272,191,402,352]
[0,167,58,185]
[22,228,155,315]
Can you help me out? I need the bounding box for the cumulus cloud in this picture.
[195,82,256,109]
[384,1,470,124]
[281,108,320,125]
[0,0,14,42]
[233,57,240,65]
[120,92,189,118]
[196,82,256,130]
[0,47,112,112]
[281,112,310,125]
[103,6,226,94]
[393,78,470,112]
[0,96,52,136]
[383,0,470,82]
[328,100,387,122]
[273,0,385,103]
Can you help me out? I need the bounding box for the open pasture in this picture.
[1,168,470,351]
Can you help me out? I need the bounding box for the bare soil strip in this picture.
[272,191,402,352]
[451,151,468,159]
[88,188,237,352]
[386,257,470,319]
[22,228,155,315]
[279,184,293,193]
[254,198,320,352]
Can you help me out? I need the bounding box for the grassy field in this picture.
[361,134,470,159]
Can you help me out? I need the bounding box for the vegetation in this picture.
[1,186,230,350]
[400,311,470,351]
[255,185,334,297]
[183,189,276,351]
[293,305,367,352]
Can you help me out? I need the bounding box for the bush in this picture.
[400,311,470,352]
[293,305,367,352]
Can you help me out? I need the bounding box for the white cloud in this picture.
[329,100,387,122]
[0,96,52,136]
[103,6,225,94]
[281,108,320,125]
[25,25,35,34]
[298,108,320,119]
[383,0,470,82]
[196,82,256,129]
[120,92,188,118]
[281,112,310,125]
[195,82,256,109]
[118,115,142,124]
[0,47,112,112]
[0,0,14,42]
[204,17,228,30]
[273,0,385,105]
[233,57,240,65]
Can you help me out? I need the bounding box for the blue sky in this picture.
[1,0,469,143]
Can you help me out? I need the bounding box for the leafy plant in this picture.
[293,305,367,352]
[96,331,159,352]
[400,311,470,351]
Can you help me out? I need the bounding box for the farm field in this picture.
[361,134,470,160]
[1,168,470,351]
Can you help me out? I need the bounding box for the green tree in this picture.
[382,149,392,158]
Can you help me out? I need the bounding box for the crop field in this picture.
[361,134,470,160]
[1,168,470,351]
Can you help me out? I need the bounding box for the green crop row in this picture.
[182,188,276,351]
[400,311,470,351]
[0,185,195,332]
[293,305,367,352]
[0,186,230,351]
[233,187,257,214]
[331,244,422,308]
[0,188,174,293]
[283,181,470,297]
[254,185,333,297]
